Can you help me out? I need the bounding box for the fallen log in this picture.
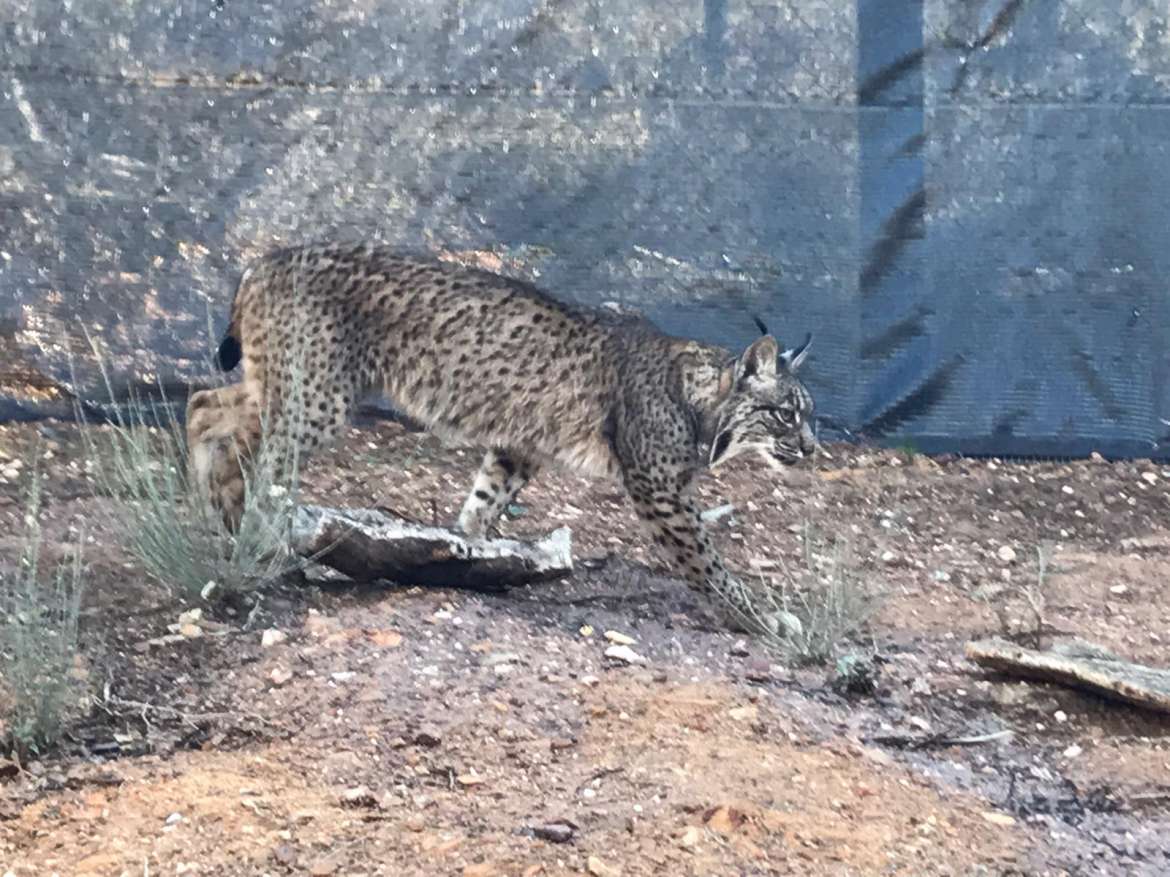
[290,505,573,592]
[965,637,1170,715]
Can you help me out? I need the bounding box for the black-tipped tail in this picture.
[215,333,242,372]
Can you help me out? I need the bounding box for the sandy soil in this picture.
[0,418,1168,876]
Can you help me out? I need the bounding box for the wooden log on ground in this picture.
[290,505,572,592]
[965,637,1170,715]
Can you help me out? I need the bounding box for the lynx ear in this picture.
[780,333,812,372]
[736,334,779,381]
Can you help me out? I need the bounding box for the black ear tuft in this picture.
[751,314,769,336]
[780,333,812,371]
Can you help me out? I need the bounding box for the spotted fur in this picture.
[187,242,817,630]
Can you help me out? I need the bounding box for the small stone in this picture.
[587,855,619,877]
[404,814,427,832]
[1061,485,1074,495]
[1141,471,1158,484]
[483,652,521,666]
[704,805,747,835]
[1054,710,1068,724]
[532,821,576,843]
[413,728,442,747]
[165,812,182,825]
[463,865,499,877]
[729,639,750,657]
[678,826,702,849]
[996,545,1017,563]
[457,772,485,787]
[1063,744,1083,759]
[178,623,203,639]
[980,811,1016,827]
[177,608,203,626]
[261,629,287,648]
[604,644,646,665]
[272,843,297,867]
[330,671,356,683]
[1108,584,1128,596]
[604,630,636,646]
[581,675,601,687]
[744,659,772,682]
[728,705,758,722]
[269,667,293,687]
[368,629,404,649]
[308,855,342,876]
[579,625,594,637]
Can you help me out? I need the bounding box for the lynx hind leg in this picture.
[457,449,538,538]
[186,385,261,531]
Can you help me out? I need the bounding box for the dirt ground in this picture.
[0,418,1168,876]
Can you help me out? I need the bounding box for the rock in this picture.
[177,608,203,626]
[533,821,576,843]
[604,644,646,665]
[729,639,750,657]
[269,667,293,687]
[178,623,203,639]
[604,630,636,646]
[290,506,573,590]
[330,671,356,683]
[832,653,878,696]
[996,545,1017,563]
[164,812,182,825]
[463,865,499,877]
[261,629,288,648]
[340,786,378,808]
[1108,584,1128,596]
[587,856,620,877]
[966,637,1170,715]
[579,625,594,637]
[413,728,442,748]
[456,772,485,787]
[678,826,702,849]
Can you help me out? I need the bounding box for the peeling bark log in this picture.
[290,505,572,592]
[966,637,1170,715]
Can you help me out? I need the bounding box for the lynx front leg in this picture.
[457,448,538,538]
[624,482,783,636]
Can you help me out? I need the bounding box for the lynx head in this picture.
[709,332,815,471]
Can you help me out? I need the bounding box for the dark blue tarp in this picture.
[1,1,1168,457]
